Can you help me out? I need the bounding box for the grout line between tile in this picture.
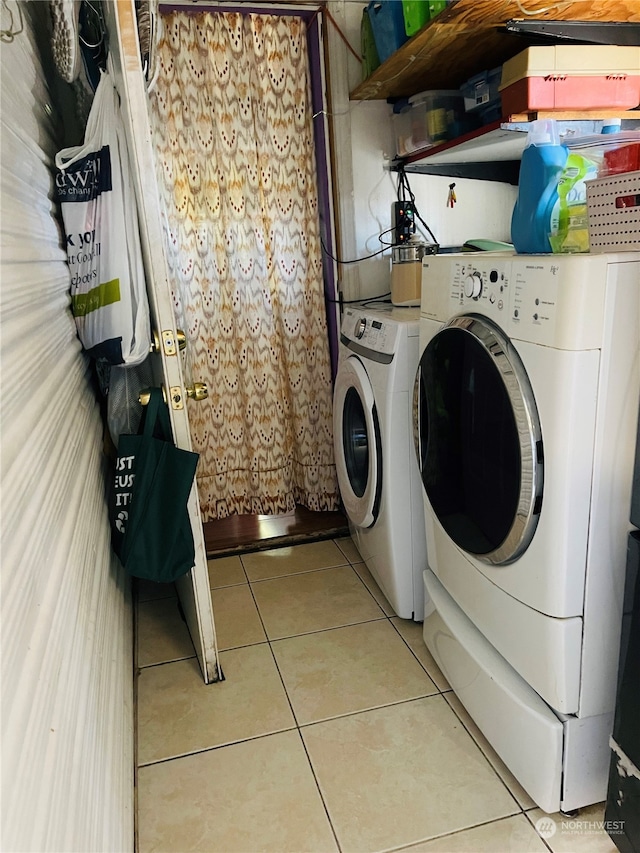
[294,691,444,730]
[382,812,539,853]
[242,560,352,583]
[296,692,447,731]
[294,728,343,852]
[136,724,299,769]
[261,615,389,644]
[137,653,197,670]
[348,563,393,618]
[209,580,249,590]
[441,691,525,816]
[207,561,250,591]
[387,618,447,693]
[213,638,270,653]
[522,809,555,852]
[243,577,306,731]
[245,560,344,850]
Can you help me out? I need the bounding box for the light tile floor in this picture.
[135,537,618,853]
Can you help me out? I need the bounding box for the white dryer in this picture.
[334,304,426,621]
[413,252,640,813]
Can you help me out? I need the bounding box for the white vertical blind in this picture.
[0,5,134,851]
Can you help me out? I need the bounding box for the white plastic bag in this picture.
[55,68,151,365]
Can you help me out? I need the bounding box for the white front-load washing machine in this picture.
[333,303,426,621]
[413,251,640,813]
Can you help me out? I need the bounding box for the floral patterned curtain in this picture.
[148,10,339,521]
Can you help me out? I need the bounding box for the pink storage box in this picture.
[499,45,640,114]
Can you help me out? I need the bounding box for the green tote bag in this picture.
[110,387,200,582]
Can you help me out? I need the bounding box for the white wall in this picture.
[329,0,518,300]
[0,5,134,851]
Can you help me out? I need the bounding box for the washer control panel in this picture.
[447,258,513,321]
[341,307,400,357]
[421,252,613,349]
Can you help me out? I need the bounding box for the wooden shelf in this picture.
[350,0,640,101]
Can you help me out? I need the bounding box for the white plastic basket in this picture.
[586,170,640,253]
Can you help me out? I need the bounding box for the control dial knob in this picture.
[464,272,483,299]
[354,317,367,339]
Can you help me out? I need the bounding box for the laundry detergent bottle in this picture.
[511,120,568,254]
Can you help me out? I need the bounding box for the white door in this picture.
[104,0,220,683]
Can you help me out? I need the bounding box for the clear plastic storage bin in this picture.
[394,89,467,156]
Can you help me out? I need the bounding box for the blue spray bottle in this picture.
[511,120,568,254]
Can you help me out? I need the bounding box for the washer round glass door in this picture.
[333,355,382,528]
[413,314,544,565]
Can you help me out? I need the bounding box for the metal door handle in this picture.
[139,382,208,408]
[150,329,187,355]
[186,382,208,402]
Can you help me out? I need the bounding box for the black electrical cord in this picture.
[321,174,438,306]
[361,295,392,307]
[396,166,439,247]
[326,292,391,305]
[321,226,395,265]
[322,228,394,304]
